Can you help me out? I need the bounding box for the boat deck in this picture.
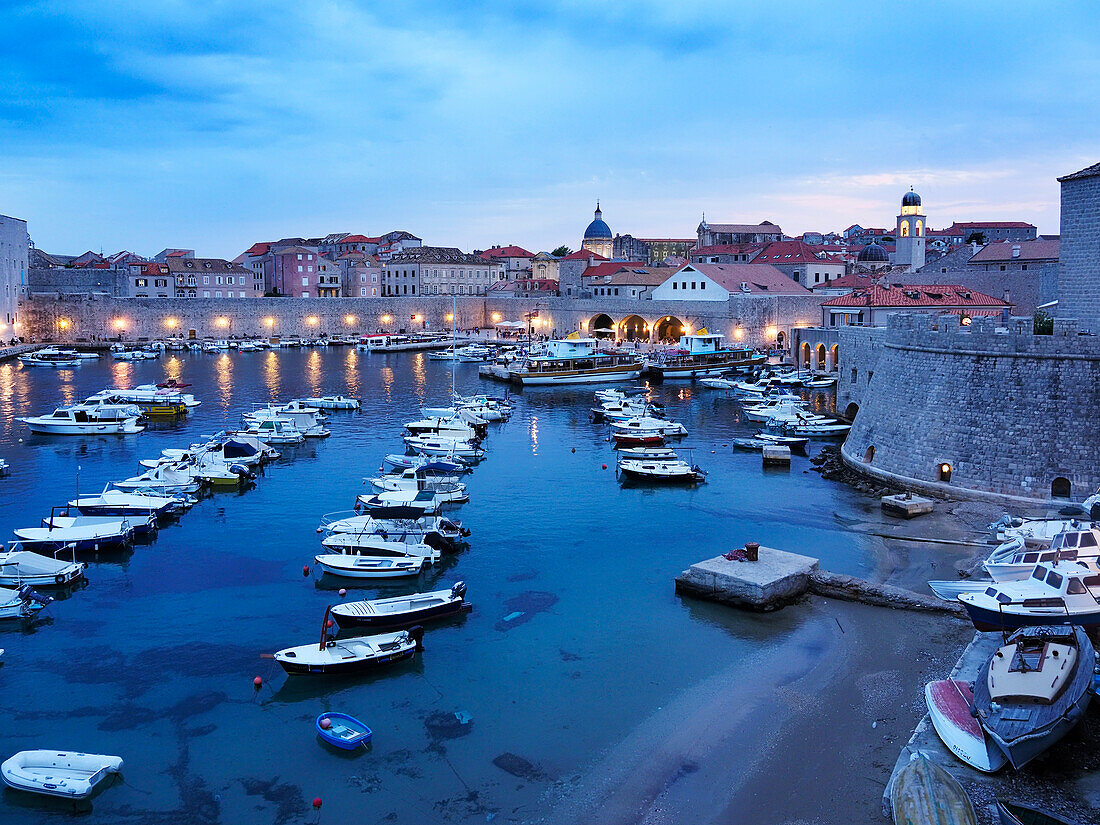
[884,630,1100,822]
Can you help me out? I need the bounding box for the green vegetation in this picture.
[1033,310,1053,335]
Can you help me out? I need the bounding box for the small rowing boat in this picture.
[316,713,372,749]
[331,582,471,630]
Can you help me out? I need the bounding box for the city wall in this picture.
[839,313,1100,504]
[18,293,826,347]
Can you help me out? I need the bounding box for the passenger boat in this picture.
[0,585,53,619]
[645,333,764,379]
[299,395,360,410]
[313,554,428,578]
[112,463,202,494]
[617,457,706,483]
[971,625,1096,769]
[924,678,1007,773]
[69,487,192,521]
[18,406,145,435]
[996,800,1080,825]
[404,416,479,441]
[0,550,85,588]
[13,515,137,552]
[957,563,1100,631]
[19,348,83,368]
[888,753,976,825]
[243,418,305,444]
[273,614,423,675]
[509,338,643,385]
[331,582,471,630]
[609,417,688,438]
[244,405,328,438]
[1,751,123,799]
[316,713,372,749]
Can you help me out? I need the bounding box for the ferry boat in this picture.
[18,348,84,368]
[508,338,643,385]
[645,333,764,380]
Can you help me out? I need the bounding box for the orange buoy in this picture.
[253,676,262,688]
[602,464,607,469]
[326,619,334,629]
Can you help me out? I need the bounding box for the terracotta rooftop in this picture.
[480,245,533,259]
[703,222,782,235]
[581,261,646,280]
[821,284,1008,308]
[582,265,671,287]
[753,240,836,265]
[687,263,812,295]
[969,239,1059,262]
[560,249,607,261]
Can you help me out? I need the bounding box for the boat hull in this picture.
[332,600,470,631]
[961,601,1100,632]
[925,680,1007,773]
[511,363,643,385]
[316,713,372,749]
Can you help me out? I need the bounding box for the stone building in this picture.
[127,262,173,298]
[948,221,1036,243]
[0,213,28,334]
[649,263,813,302]
[385,247,504,297]
[580,263,664,299]
[1057,161,1100,331]
[339,252,383,297]
[894,189,926,271]
[696,217,782,247]
[818,283,1007,327]
[480,246,533,280]
[556,249,606,297]
[529,252,560,283]
[581,204,613,259]
[166,257,260,299]
[690,244,761,264]
[612,235,696,264]
[752,240,845,288]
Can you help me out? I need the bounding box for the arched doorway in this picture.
[844,402,859,420]
[829,344,839,372]
[655,316,684,343]
[590,313,615,339]
[863,446,875,463]
[620,315,647,341]
[776,331,785,348]
[800,342,811,369]
[815,344,826,371]
[1051,477,1071,499]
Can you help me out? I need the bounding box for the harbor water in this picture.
[0,348,880,823]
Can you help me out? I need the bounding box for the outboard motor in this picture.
[16,585,52,607]
[229,463,256,480]
[451,581,467,600]
[407,626,426,651]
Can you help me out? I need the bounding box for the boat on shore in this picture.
[957,563,1100,631]
[996,800,1081,825]
[331,582,471,631]
[1,751,123,799]
[924,678,1007,773]
[889,753,976,825]
[971,625,1096,770]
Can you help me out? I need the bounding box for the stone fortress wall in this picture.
[18,293,826,348]
[839,313,1100,504]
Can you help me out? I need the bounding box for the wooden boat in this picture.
[924,679,1007,773]
[889,753,977,825]
[971,625,1096,769]
[0,550,85,588]
[509,338,643,385]
[996,800,1081,825]
[331,582,471,630]
[611,431,666,447]
[645,334,763,379]
[316,713,372,749]
[1,750,123,799]
[957,564,1100,631]
[273,607,424,675]
[314,554,427,579]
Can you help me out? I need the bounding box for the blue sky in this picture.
[1,0,1097,257]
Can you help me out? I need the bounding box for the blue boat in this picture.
[315,712,372,749]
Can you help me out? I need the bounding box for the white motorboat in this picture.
[403,435,484,459]
[18,407,145,435]
[91,385,200,409]
[243,418,306,444]
[615,446,679,460]
[112,463,202,494]
[780,420,851,437]
[368,466,468,502]
[509,338,644,385]
[299,395,360,410]
[698,376,738,389]
[382,454,468,473]
[13,516,137,552]
[985,527,1100,581]
[320,533,442,562]
[1,751,123,798]
[991,515,1090,546]
[594,387,651,404]
[740,398,814,422]
[617,457,706,483]
[0,458,8,474]
[0,551,85,588]
[958,562,1100,631]
[609,417,688,438]
[331,583,471,630]
[319,512,469,549]
[357,488,450,514]
[71,396,143,419]
[274,613,423,675]
[0,585,53,619]
[112,349,158,361]
[313,553,428,579]
[244,405,328,438]
[19,348,83,368]
[404,416,479,440]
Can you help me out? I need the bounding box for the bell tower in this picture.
[896,188,925,271]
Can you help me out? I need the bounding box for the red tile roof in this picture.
[339,234,378,244]
[560,249,607,261]
[244,242,271,256]
[814,271,876,290]
[166,250,190,257]
[581,261,646,279]
[480,245,533,259]
[969,240,1058,262]
[821,284,1008,308]
[950,221,1036,230]
[753,240,839,265]
[691,243,763,256]
[687,263,812,295]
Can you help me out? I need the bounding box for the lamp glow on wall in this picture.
[491,312,501,323]
[264,317,275,328]
[165,317,179,330]
[682,323,693,334]
[306,316,319,326]
[765,325,778,340]
[733,326,744,341]
[381,314,392,324]
[112,318,127,331]
[344,315,356,326]
[445,314,454,322]
[58,318,71,331]
[215,316,230,329]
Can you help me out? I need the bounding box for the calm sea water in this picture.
[0,347,878,823]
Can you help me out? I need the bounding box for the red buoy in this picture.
[312,797,323,809]
[326,619,334,629]
[302,565,310,577]
[602,464,607,469]
[253,676,262,688]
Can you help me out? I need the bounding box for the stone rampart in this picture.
[840,313,1100,504]
[19,293,825,348]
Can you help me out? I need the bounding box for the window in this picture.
[851,368,857,382]
[301,291,308,297]
[360,287,366,296]
[298,265,303,273]
[1052,477,1071,499]
[297,254,303,260]
[307,266,313,273]
[239,291,245,297]
[691,282,696,289]
[135,278,148,287]
[215,291,222,298]
[1000,265,1006,271]
[701,281,706,290]
[1067,578,1087,595]
[203,290,210,298]
[1022,264,1028,271]
[302,277,309,286]
[203,276,210,285]
[1045,570,1063,589]
[672,282,677,290]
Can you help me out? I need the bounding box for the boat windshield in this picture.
[1045,570,1063,589]
[1067,578,1087,595]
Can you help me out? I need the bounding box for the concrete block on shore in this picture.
[762,445,791,466]
[675,547,818,611]
[881,493,934,518]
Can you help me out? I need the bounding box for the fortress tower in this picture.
[895,189,925,271]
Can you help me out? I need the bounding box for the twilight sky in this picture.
[1,1,1097,258]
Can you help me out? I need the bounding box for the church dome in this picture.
[858,242,889,263]
[584,203,612,240]
[901,189,921,208]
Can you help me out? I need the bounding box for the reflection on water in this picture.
[380,365,394,402]
[263,350,279,399]
[529,415,539,455]
[214,353,233,412]
[411,353,426,401]
[306,349,321,397]
[110,361,132,388]
[164,356,182,384]
[342,348,359,398]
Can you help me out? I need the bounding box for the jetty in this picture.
[676,544,965,615]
